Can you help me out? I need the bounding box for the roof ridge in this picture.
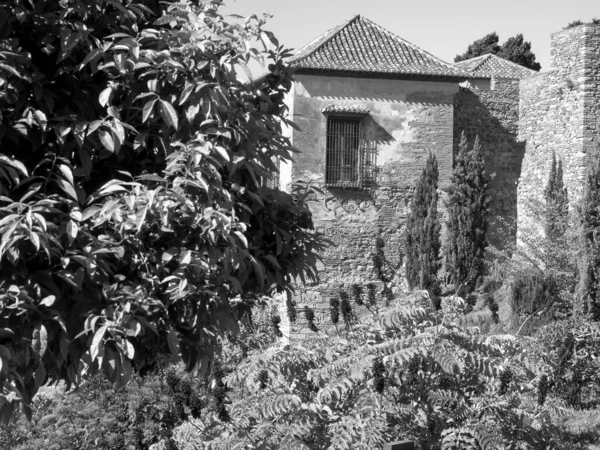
[471,54,493,73]
[289,15,470,78]
[487,53,538,73]
[359,16,469,76]
[289,14,361,65]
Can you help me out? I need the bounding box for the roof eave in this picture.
[293,67,469,83]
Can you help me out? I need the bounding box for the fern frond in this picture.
[472,424,504,450]
[432,342,465,374]
[441,426,478,450]
[307,353,362,384]
[316,376,356,404]
[465,352,500,378]
[384,346,427,370]
[428,389,462,408]
[230,393,302,421]
[379,305,429,329]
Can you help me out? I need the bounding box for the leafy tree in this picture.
[581,154,600,321]
[445,133,489,293]
[0,0,324,420]
[405,153,441,291]
[454,32,501,62]
[455,32,541,71]
[497,34,541,71]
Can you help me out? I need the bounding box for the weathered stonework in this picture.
[517,25,600,247]
[280,23,600,339]
[454,78,525,249]
[284,74,458,338]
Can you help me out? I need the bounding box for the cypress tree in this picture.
[581,153,600,321]
[445,133,489,293]
[405,152,441,290]
[544,152,569,241]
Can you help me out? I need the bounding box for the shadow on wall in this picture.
[363,114,395,145]
[454,89,526,251]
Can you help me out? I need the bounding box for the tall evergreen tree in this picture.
[544,152,569,241]
[445,133,489,293]
[581,153,600,321]
[405,152,441,290]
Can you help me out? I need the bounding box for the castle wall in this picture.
[454,78,525,250]
[286,74,458,338]
[517,25,600,248]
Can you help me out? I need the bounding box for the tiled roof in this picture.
[453,54,537,79]
[321,105,371,115]
[289,15,470,79]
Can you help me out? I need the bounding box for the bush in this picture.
[445,132,489,293]
[508,269,560,334]
[405,153,441,291]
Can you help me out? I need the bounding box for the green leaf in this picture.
[32,324,48,357]
[39,295,56,307]
[66,220,79,244]
[0,63,22,78]
[90,324,108,362]
[58,164,75,186]
[158,100,178,129]
[99,87,112,107]
[214,145,230,162]
[99,129,115,152]
[179,80,195,105]
[29,231,40,250]
[142,98,157,123]
[55,178,78,202]
[33,110,47,131]
[79,47,103,70]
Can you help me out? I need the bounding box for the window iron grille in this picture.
[325,117,376,188]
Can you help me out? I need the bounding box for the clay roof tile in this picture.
[289,15,470,79]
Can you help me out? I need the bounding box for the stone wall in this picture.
[517,25,600,249]
[454,77,525,250]
[285,74,458,338]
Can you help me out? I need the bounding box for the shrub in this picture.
[445,132,489,293]
[406,152,441,291]
[188,292,568,449]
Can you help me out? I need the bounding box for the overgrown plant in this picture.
[186,291,567,450]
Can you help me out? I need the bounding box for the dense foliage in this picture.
[454,32,541,71]
[4,293,600,449]
[445,133,489,293]
[0,0,324,420]
[13,292,600,450]
[406,153,441,292]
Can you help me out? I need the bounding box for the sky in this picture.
[222,0,599,73]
